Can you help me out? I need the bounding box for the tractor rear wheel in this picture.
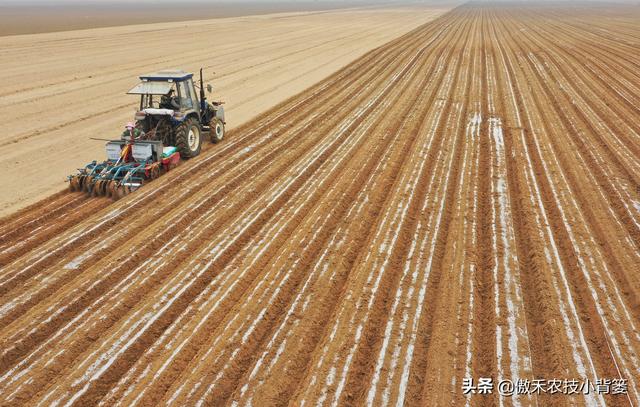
[175,117,202,158]
[210,118,225,143]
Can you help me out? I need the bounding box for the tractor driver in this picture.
[160,89,180,110]
[121,122,144,141]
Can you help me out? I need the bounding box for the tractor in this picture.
[68,68,226,199]
[129,68,226,157]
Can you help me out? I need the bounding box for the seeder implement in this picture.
[68,139,180,200]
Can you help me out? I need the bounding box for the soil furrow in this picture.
[2,4,639,406]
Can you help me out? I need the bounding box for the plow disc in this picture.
[92,180,108,197]
[82,176,94,193]
[78,175,88,191]
[69,176,81,192]
[67,143,181,201]
[106,180,116,198]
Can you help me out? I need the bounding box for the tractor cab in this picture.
[126,69,226,158]
[128,70,199,118]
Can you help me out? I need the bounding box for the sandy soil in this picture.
[0,3,639,406]
[0,1,420,36]
[0,4,449,217]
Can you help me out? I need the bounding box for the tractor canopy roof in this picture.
[128,70,193,95]
[139,70,193,82]
[127,81,174,95]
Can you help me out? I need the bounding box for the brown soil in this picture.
[0,3,638,406]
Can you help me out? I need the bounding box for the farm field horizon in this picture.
[0,2,639,406]
[0,1,452,36]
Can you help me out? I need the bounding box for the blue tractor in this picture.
[68,68,226,199]
[128,68,226,158]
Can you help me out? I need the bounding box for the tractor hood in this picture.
[127,81,174,95]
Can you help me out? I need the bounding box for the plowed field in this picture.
[1,3,639,406]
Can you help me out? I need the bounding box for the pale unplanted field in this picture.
[0,4,449,217]
[0,3,639,406]
[0,2,429,36]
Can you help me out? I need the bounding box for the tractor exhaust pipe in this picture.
[199,68,206,115]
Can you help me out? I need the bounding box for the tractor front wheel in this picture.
[175,117,202,158]
[210,118,225,144]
